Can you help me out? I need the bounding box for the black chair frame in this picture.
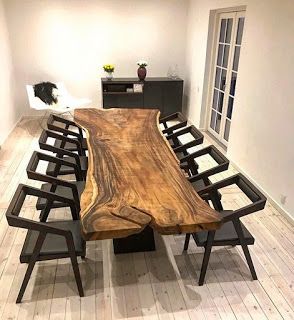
[159,112,187,135]
[184,173,266,286]
[6,184,85,303]
[39,129,84,157]
[181,144,229,178]
[180,145,229,209]
[166,125,204,156]
[39,129,87,179]
[27,151,83,221]
[47,114,87,154]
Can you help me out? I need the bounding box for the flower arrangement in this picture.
[137,60,148,68]
[103,64,115,73]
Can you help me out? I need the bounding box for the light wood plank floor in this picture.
[0,117,293,320]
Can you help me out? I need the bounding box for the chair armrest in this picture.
[48,114,82,133]
[39,142,81,168]
[29,172,81,210]
[159,112,186,123]
[27,151,83,181]
[7,214,73,238]
[168,125,204,152]
[46,129,82,149]
[173,139,203,154]
[47,123,82,140]
[181,145,229,178]
[166,125,190,139]
[188,161,229,183]
[162,121,187,135]
[180,149,203,163]
[27,152,81,207]
[166,125,203,140]
[39,129,83,156]
[197,174,267,221]
[27,184,79,220]
[232,200,266,221]
[180,145,226,163]
[197,174,240,195]
[6,184,79,223]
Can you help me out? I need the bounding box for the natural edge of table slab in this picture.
[74,108,222,241]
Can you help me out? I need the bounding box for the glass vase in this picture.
[106,72,113,80]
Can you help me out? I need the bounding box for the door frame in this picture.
[204,7,246,146]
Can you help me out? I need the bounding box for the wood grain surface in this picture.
[74,108,222,240]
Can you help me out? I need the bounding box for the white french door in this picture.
[207,11,245,145]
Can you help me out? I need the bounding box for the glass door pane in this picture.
[223,14,245,142]
[209,16,233,136]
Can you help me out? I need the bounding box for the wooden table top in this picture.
[74,108,222,240]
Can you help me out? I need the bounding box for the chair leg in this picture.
[66,236,84,297]
[16,233,46,303]
[184,233,191,251]
[39,199,54,222]
[233,219,257,280]
[81,240,87,259]
[198,231,215,286]
[210,191,223,211]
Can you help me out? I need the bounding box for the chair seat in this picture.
[54,138,87,151]
[193,215,255,247]
[191,179,205,190]
[36,181,85,210]
[20,220,85,263]
[46,156,88,176]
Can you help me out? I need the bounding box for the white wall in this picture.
[186,0,294,217]
[0,0,20,145]
[3,0,189,114]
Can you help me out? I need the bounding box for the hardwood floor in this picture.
[0,116,293,319]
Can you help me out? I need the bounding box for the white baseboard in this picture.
[21,114,47,119]
[229,159,294,226]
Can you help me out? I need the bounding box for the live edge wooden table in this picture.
[74,108,222,254]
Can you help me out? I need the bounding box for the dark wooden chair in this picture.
[47,114,87,153]
[166,125,204,158]
[39,129,88,179]
[27,151,85,221]
[184,173,266,285]
[159,112,187,135]
[6,184,86,303]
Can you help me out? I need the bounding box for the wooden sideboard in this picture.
[101,77,183,117]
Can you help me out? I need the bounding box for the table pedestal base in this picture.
[113,226,156,254]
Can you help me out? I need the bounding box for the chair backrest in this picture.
[160,112,188,135]
[168,125,204,154]
[39,129,83,160]
[47,114,84,140]
[6,184,79,231]
[27,151,82,208]
[183,145,229,179]
[27,150,82,181]
[197,173,267,221]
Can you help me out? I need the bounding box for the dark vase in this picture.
[137,67,147,81]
